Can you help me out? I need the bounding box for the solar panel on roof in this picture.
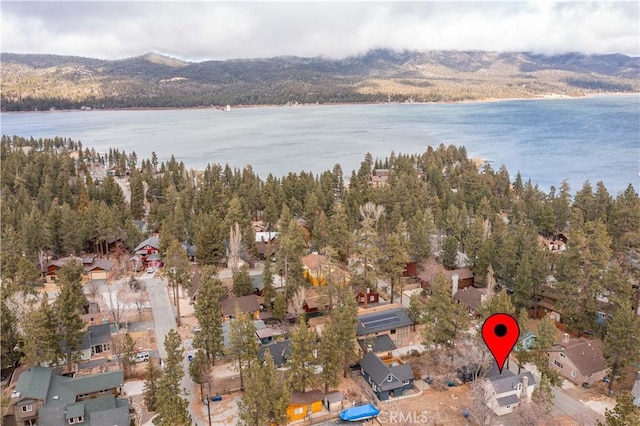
[361,312,401,329]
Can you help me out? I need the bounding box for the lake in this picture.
[1,94,638,195]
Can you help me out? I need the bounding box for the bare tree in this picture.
[287,286,307,319]
[228,222,242,274]
[108,285,128,331]
[87,280,101,300]
[468,380,494,426]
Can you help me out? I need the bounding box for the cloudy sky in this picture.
[2,1,639,61]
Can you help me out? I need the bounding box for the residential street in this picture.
[141,274,200,424]
[551,386,605,425]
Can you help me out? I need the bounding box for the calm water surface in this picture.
[1,95,638,194]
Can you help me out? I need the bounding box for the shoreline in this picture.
[1,92,637,114]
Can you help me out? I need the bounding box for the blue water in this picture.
[1,95,638,194]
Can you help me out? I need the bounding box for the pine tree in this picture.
[556,220,612,333]
[422,272,469,351]
[441,235,459,269]
[318,321,341,393]
[194,211,225,266]
[193,265,225,365]
[602,392,640,426]
[327,202,352,263]
[143,358,161,412]
[287,317,317,392]
[237,356,264,426]
[238,350,290,426]
[55,261,86,371]
[163,239,192,326]
[331,285,359,377]
[530,315,562,387]
[189,350,211,398]
[21,295,60,366]
[273,292,286,321]
[121,332,136,378]
[153,329,192,426]
[479,288,515,320]
[378,231,408,304]
[0,300,20,368]
[603,300,640,393]
[229,307,259,390]
[261,260,275,306]
[233,265,254,297]
[408,208,435,262]
[262,350,290,425]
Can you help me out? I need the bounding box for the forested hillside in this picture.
[2,50,638,111]
[1,134,638,331]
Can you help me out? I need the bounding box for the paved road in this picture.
[551,387,605,425]
[142,275,200,424]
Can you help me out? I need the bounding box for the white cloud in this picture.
[1,1,638,60]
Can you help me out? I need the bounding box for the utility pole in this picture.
[205,382,212,426]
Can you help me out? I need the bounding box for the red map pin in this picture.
[481,313,520,373]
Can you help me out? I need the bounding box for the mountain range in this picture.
[2,49,638,111]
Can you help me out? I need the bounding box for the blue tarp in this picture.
[339,403,380,421]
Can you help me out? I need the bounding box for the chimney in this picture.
[563,333,570,343]
[451,273,459,297]
[520,376,529,401]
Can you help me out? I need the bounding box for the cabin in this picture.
[453,286,487,317]
[220,294,261,320]
[287,389,324,422]
[354,287,380,307]
[255,232,278,260]
[43,256,114,284]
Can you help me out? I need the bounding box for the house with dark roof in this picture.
[360,352,414,401]
[258,340,292,367]
[453,286,487,317]
[255,232,278,259]
[357,306,415,349]
[5,366,127,426]
[84,323,114,360]
[43,256,115,284]
[358,335,396,356]
[482,364,537,416]
[548,338,609,385]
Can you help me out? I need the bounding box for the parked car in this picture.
[131,351,150,363]
[193,325,202,333]
[146,267,156,274]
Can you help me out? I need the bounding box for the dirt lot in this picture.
[375,384,472,426]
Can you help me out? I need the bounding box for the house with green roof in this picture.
[5,366,128,426]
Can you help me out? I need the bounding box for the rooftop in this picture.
[553,338,607,375]
[357,307,413,336]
